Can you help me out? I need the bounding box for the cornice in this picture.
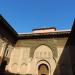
[18,30,70,39]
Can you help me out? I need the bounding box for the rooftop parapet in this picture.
[32,27,56,33]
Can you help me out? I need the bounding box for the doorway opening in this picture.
[38,64,49,75]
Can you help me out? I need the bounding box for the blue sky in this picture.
[0,0,75,32]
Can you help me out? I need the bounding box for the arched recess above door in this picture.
[34,45,53,59]
[31,44,57,61]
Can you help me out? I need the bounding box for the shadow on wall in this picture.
[53,19,75,75]
[0,71,19,75]
[0,70,32,75]
[0,71,32,75]
[0,60,19,75]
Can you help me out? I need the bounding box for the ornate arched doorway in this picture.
[33,45,56,75]
[38,64,49,75]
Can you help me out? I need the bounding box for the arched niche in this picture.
[32,45,57,62]
[11,63,18,73]
[20,63,27,74]
[30,43,58,60]
[34,45,53,59]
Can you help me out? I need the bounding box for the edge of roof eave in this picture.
[0,14,18,37]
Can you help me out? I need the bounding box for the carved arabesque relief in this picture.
[34,45,53,59]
